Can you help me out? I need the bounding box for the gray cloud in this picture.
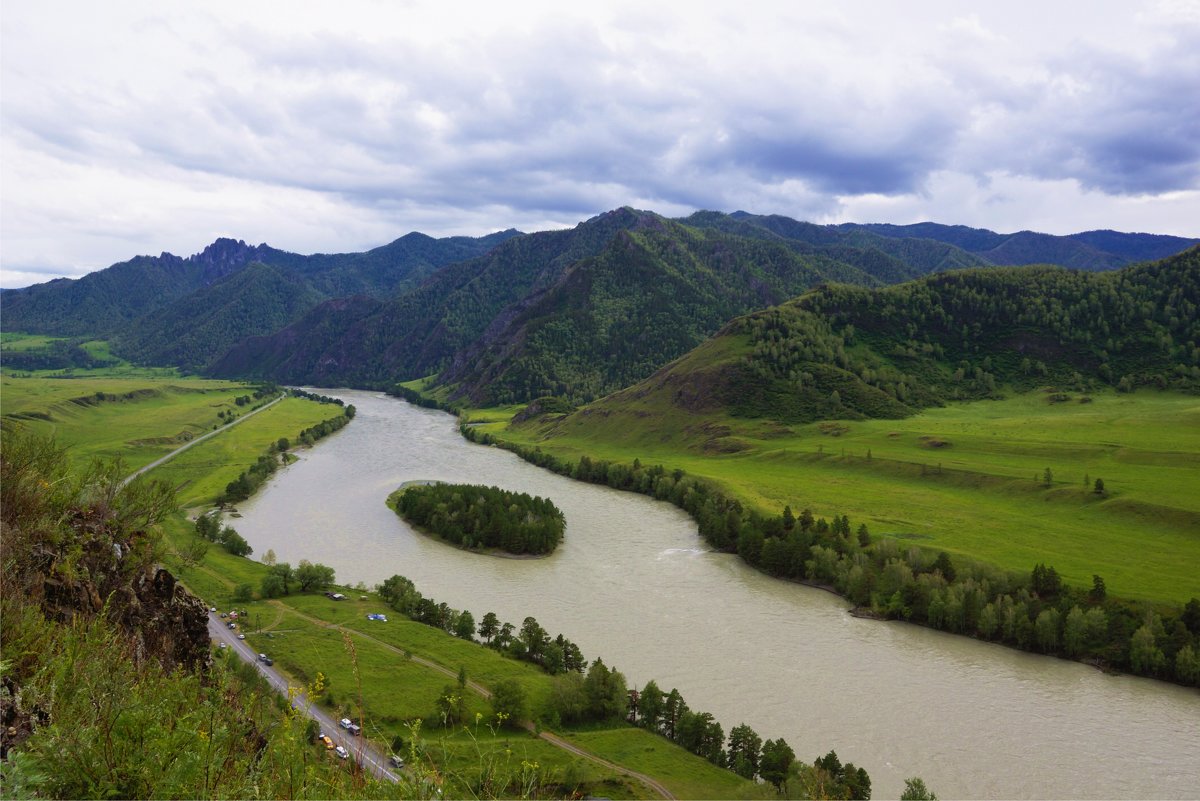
[2,1,1198,284]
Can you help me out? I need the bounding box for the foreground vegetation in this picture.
[0,432,397,799]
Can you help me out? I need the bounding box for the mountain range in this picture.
[2,209,1196,406]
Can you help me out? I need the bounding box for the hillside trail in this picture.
[276,601,677,800]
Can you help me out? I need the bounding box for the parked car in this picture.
[217,642,227,649]
[237,634,246,640]
[321,735,334,750]
[389,754,405,768]
[258,653,273,666]
[334,745,349,759]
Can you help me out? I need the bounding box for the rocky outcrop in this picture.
[28,505,211,675]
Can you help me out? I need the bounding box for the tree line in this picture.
[377,572,884,798]
[377,574,585,674]
[392,482,564,555]
[219,405,354,503]
[459,423,1200,687]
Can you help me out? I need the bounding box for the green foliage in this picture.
[219,407,353,503]
[900,776,939,800]
[489,679,527,727]
[294,559,336,592]
[3,232,513,364]
[392,482,565,555]
[377,575,584,677]
[0,430,383,798]
[716,247,1200,425]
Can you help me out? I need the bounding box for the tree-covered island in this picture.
[390,482,565,556]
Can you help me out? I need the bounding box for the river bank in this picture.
[229,390,1200,800]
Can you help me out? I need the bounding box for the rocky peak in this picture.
[189,237,269,283]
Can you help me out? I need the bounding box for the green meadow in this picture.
[480,388,1200,606]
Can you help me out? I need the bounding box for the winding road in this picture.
[207,612,403,783]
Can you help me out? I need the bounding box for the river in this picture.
[233,390,1200,799]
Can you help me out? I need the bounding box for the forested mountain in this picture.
[213,209,878,397]
[112,262,325,370]
[211,208,669,384]
[0,230,521,343]
[437,219,875,404]
[1,239,266,337]
[563,246,1200,425]
[8,208,1196,399]
[847,222,1198,270]
[683,211,988,280]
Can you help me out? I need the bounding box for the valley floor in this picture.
[476,388,1200,606]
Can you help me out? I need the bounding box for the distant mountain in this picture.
[0,229,522,372]
[0,240,264,337]
[214,208,674,386]
[846,222,1198,270]
[681,211,987,281]
[8,208,1195,400]
[539,246,1200,433]
[213,208,880,400]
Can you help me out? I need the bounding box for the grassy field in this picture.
[167,538,757,800]
[1,333,184,379]
[1,373,257,469]
[0,370,347,504]
[479,388,1200,605]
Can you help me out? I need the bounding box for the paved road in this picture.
[277,605,676,800]
[207,612,403,784]
[121,395,284,487]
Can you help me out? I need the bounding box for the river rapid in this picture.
[233,390,1200,799]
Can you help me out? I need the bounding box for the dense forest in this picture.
[459,425,1200,688]
[604,247,1200,425]
[435,221,875,405]
[392,482,565,555]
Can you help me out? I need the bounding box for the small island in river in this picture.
[389,481,565,556]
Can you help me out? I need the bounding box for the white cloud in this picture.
[2,0,1197,286]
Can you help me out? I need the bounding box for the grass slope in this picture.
[486,387,1200,605]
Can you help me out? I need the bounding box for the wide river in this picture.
[235,390,1200,799]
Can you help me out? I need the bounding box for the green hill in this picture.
[576,246,1200,426]
[113,262,325,371]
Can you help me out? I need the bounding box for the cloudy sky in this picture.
[2,0,1198,287]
